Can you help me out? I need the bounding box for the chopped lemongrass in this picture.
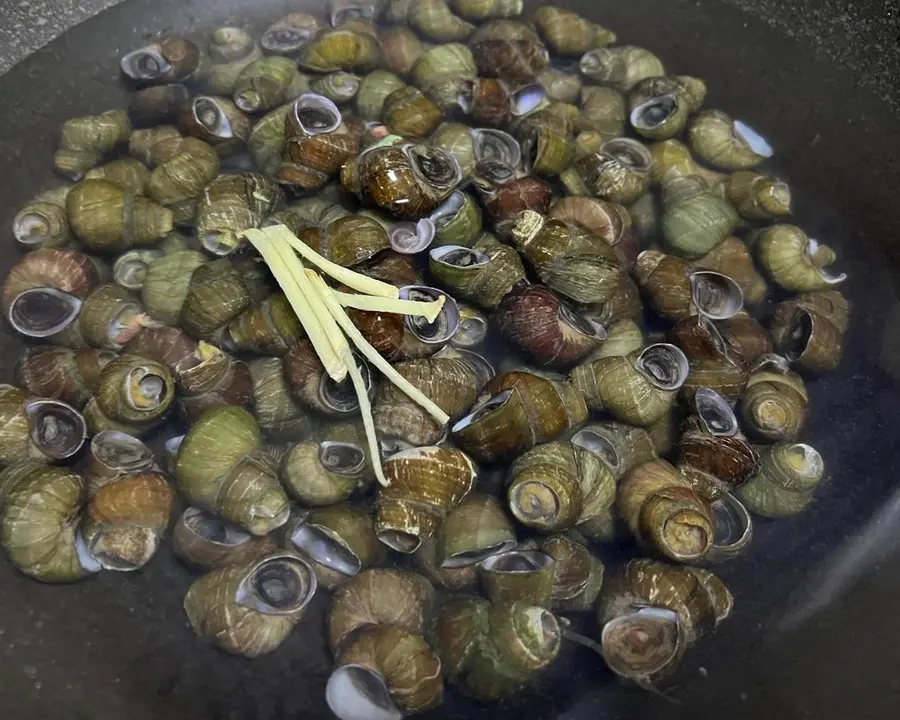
[307,271,450,425]
[246,231,348,382]
[269,237,352,372]
[247,226,399,299]
[333,289,446,323]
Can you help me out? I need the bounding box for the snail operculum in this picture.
[389,219,436,254]
[292,93,343,136]
[398,285,461,344]
[692,387,739,436]
[24,398,88,461]
[634,343,689,391]
[233,553,318,616]
[600,606,685,684]
[689,270,744,321]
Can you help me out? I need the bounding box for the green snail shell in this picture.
[735,442,824,518]
[246,357,312,442]
[141,249,206,325]
[175,406,291,535]
[436,492,517,568]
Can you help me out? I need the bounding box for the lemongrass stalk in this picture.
[269,237,352,376]
[307,271,450,425]
[246,231,347,381]
[333,290,445,323]
[247,226,399,299]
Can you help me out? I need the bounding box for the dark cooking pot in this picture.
[1,1,898,718]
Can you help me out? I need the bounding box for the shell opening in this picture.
[319,357,373,414]
[452,311,488,348]
[429,191,466,230]
[125,367,169,412]
[441,539,518,569]
[121,48,173,80]
[473,159,516,190]
[290,523,361,576]
[579,49,606,74]
[785,443,824,478]
[635,343,689,391]
[471,128,522,169]
[481,549,554,574]
[708,492,752,560]
[192,97,233,139]
[326,665,403,720]
[510,84,546,118]
[24,399,87,461]
[733,120,774,158]
[331,2,377,27]
[74,529,103,574]
[509,481,561,526]
[399,286,460,345]
[182,506,251,548]
[600,607,682,681]
[261,27,314,54]
[571,429,621,473]
[602,138,653,172]
[200,231,240,256]
[319,441,367,476]
[783,310,813,362]
[451,389,513,433]
[293,93,342,136]
[108,305,153,347]
[429,245,490,268]
[694,387,739,436]
[389,219,435,254]
[377,530,421,554]
[8,287,82,338]
[379,435,415,459]
[164,434,185,471]
[91,429,155,473]
[750,353,792,374]
[405,144,462,191]
[690,271,744,320]
[236,556,317,615]
[558,302,607,340]
[113,251,161,291]
[89,527,161,572]
[12,211,52,247]
[235,90,262,112]
[806,238,847,284]
[524,606,561,656]
[631,93,679,130]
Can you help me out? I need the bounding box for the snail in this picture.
[234,56,308,113]
[755,224,846,293]
[579,45,664,91]
[178,96,251,157]
[548,195,637,269]
[528,534,605,611]
[597,559,731,685]
[769,290,848,373]
[16,347,115,409]
[493,285,607,368]
[380,26,425,75]
[126,326,198,373]
[376,445,477,552]
[580,85,627,139]
[206,27,263,95]
[12,186,73,250]
[435,597,561,700]
[479,549,556,606]
[533,6,615,56]
[510,210,621,304]
[738,355,808,442]
[224,292,304,356]
[427,236,527,310]
[183,552,317,657]
[246,357,313,442]
[84,157,151,195]
[196,173,283,255]
[174,342,253,423]
[469,20,549,83]
[120,37,206,85]
[434,492,517,569]
[725,170,792,220]
[174,406,291,535]
[146,137,220,224]
[660,174,739,259]
[736,442,825,518]
[452,370,588,463]
[280,94,360,192]
[688,109,773,170]
[283,339,375,417]
[180,259,252,339]
[128,84,191,127]
[298,26,384,73]
[260,13,320,56]
[570,344,689,426]
[172,506,278,571]
[560,138,653,205]
[0,385,87,466]
[54,109,132,180]
[0,462,100,582]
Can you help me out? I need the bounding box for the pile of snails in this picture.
[0,0,849,714]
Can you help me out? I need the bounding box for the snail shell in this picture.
[172,506,278,571]
[247,357,312,442]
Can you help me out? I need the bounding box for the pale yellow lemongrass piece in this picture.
[333,290,446,323]
[252,225,399,299]
[300,269,388,487]
[245,231,348,382]
[307,271,451,426]
[270,237,352,367]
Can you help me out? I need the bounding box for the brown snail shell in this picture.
[178,96,251,157]
[452,370,588,463]
[470,20,550,84]
[326,624,444,720]
[121,37,206,85]
[81,469,173,571]
[293,214,390,267]
[549,196,637,269]
[233,56,309,113]
[174,342,253,423]
[383,86,444,138]
[379,26,425,75]
[770,291,848,374]
[172,506,278,571]
[476,174,552,239]
[717,312,773,365]
[128,84,191,127]
[16,347,115,409]
[127,125,186,168]
[260,13,320,56]
[126,326,198,373]
[373,356,479,447]
[280,426,373,506]
[617,460,714,563]
[298,27,384,74]
[559,138,653,206]
[225,292,305,357]
[280,94,360,191]
[283,339,374,417]
[533,6,614,56]
[342,140,462,219]
[534,534,604,611]
[329,568,435,652]
[377,446,477,553]
[694,236,768,306]
[494,285,607,368]
[183,552,317,658]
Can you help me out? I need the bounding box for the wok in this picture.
[0,0,898,718]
